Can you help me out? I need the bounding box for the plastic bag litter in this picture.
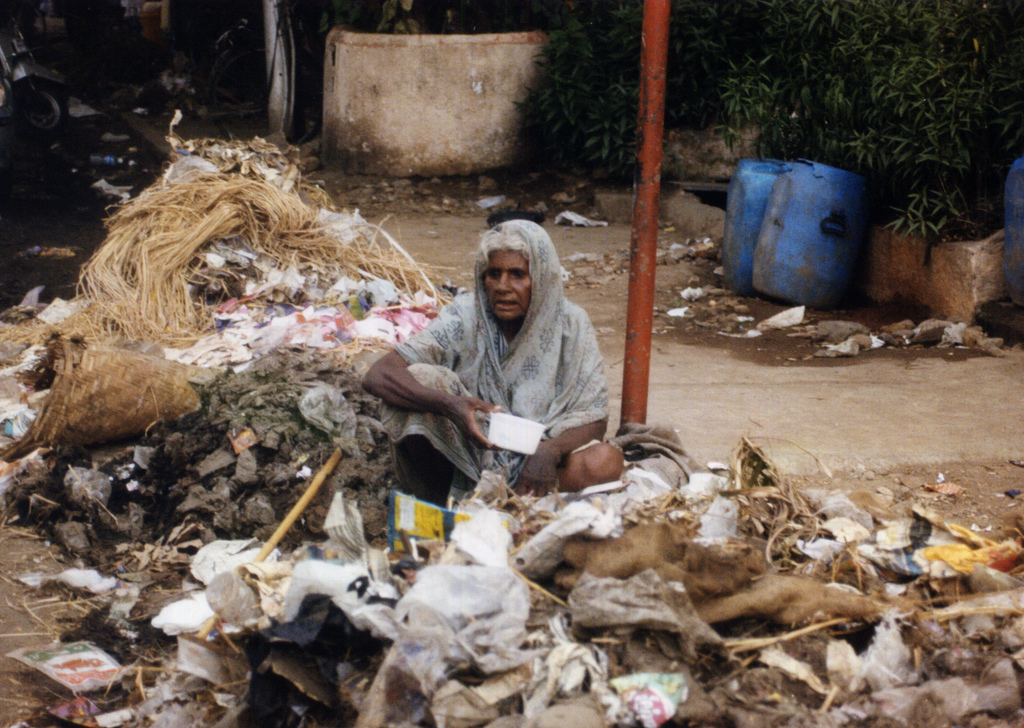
[297,383,358,454]
[524,637,611,720]
[757,306,805,330]
[162,155,220,185]
[450,508,512,567]
[697,496,738,541]
[205,570,263,629]
[758,647,827,694]
[796,537,845,562]
[511,501,622,580]
[65,467,111,509]
[802,487,874,530]
[37,298,86,326]
[18,568,119,595]
[189,539,269,585]
[680,472,728,500]
[855,613,916,692]
[91,179,132,203]
[430,667,531,728]
[283,560,393,622]
[568,570,722,662]
[396,565,534,675]
[823,516,872,544]
[852,658,1019,723]
[151,593,216,636]
[323,491,369,564]
[554,211,608,227]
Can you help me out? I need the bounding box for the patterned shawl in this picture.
[395,219,609,442]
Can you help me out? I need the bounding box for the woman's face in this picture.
[483,250,532,329]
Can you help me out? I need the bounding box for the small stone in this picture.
[816,338,860,358]
[551,191,574,204]
[242,493,277,526]
[121,502,145,540]
[0,342,28,362]
[849,333,874,350]
[816,320,870,344]
[233,448,259,486]
[197,448,236,478]
[477,175,497,191]
[213,502,240,533]
[963,326,986,347]
[881,319,916,334]
[877,332,900,347]
[54,521,91,554]
[979,337,1006,357]
[912,319,954,345]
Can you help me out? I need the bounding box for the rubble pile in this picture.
[1,347,392,561]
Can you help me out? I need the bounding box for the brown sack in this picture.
[0,337,203,461]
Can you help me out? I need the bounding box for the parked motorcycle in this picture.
[0,14,68,139]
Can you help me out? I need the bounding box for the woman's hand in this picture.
[514,442,561,496]
[445,396,499,449]
[363,352,499,448]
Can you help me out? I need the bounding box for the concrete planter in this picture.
[322,29,547,177]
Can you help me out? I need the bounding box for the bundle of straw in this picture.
[77,173,438,346]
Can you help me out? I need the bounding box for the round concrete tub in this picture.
[322,29,548,177]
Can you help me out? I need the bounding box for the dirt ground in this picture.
[0,33,1023,725]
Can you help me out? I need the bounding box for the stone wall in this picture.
[858,227,1008,322]
[662,126,758,181]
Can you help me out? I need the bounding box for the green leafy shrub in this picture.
[321,0,572,35]
[530,0,1024,239]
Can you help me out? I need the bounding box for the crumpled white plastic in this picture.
[511,501,622,580]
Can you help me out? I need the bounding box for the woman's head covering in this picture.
[474,219,563,339]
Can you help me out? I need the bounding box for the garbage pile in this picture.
[6,426,1024,728]
[668,299,1009,359]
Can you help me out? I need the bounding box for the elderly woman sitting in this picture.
[362,220,624,505]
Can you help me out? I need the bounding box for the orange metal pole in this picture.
[621,0,671,425]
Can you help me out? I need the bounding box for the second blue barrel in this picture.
[722,159,791,296]
[1004,156,1024,306]
[752,160,868,309]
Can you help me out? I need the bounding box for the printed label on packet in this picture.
[8,641,122,693]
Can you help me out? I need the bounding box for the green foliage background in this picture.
[527,0,1024,239]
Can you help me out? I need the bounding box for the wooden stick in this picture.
[723,616,848,654]
[511,567,568,608]
[254,448,343,562]
[196,448,343,638]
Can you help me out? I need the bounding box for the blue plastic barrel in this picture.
[722,159,791,296]
[1004,157,1024,306]
[752,160,868,309]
